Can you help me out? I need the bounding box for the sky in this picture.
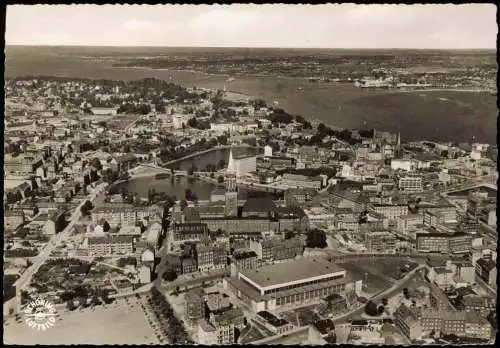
[5,4,497,49]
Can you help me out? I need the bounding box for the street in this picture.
[332,265,425,324]
[14,183,107,301]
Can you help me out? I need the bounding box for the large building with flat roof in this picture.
[224,258,362,312]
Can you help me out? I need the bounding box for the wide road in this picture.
[14,183,107,299]
[332,265,425,324]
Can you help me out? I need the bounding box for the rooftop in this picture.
[240,258,345,288]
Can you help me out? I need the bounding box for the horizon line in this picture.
[5,44,496,51]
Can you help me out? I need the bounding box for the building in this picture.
[446,260,475,284]
[475,258,496,287]
[363,231,397,253]
[91,107,118,116]
[172,114,189,129]
[281,174,322,190]
[370,203,408,221]
[416,232,449,253]
[285,188,316,207]
[318,293,348,316]
[4,209,25,230]
[249,237,303,263]
[258,156,295,170]
[241,197,276,218]
[225,173,238,217]
[398,176,423,192]
[225,258,361,313]
[465,311,492,339]
[428,282,454,311]
[92,205,149,228]
[420,310,466,337]
[394,304,423,340]
[461,296,496,315]
[210,307,245,330]
[87,235,134,257]
[182,257,197,274]
[172,223,209,242]
[185,287,205,325]
[254,311,294,335]
[230,250,259,277]
[4,153,43,176]
[196,244,215,272]
[391,159,417,172]
[227,148,256,178]
[328,188,368,213]
[139,265,151,284]
[197,319,234,345]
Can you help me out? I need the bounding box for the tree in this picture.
[187,117,198,128]
[377,305,385,315]
[217,175,224,184]
[403,288,410,300]
[180,200,188,211]
[381,298,388,306]
[306,229,327,248]
[91,157,103,171]
[284,230,295,240]
[364,300,378,316]
[163,270,178,282]
[102,220,111,232]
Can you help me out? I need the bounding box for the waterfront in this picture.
[118,176,217,201]
[5,46,497,143]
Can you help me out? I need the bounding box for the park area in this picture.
[4,298,158,345]
[338,258,420,295]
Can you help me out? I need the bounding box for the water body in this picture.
[5,46,497,143]
[122,147,260,198]
[118,176,216,201]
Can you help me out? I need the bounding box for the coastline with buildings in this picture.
[3,4,497,345]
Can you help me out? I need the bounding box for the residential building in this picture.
[285,188,316,207]
[230,250,259,277]
[363,231,397,253]
[254,311,294,335]
[281,174,322,190]
[370,203,408,221]
[172,223,209,242]
[475,258,496,287]
[4,209,25,230]
[196,244,215,272]
[394,304,423,340]
[465,311,492,340]
[398,176,423,192]
[87,235,134,257]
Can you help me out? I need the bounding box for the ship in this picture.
[226,77,235,82]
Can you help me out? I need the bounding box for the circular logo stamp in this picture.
[24,297,58,331]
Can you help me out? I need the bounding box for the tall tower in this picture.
[395,132,402,158]
[225,172,238,217]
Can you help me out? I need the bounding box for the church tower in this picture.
[395,132,402,158]
[225,172,238,217]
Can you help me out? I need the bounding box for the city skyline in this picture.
[6,4,497,49]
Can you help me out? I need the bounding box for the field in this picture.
[3,298,158,345]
